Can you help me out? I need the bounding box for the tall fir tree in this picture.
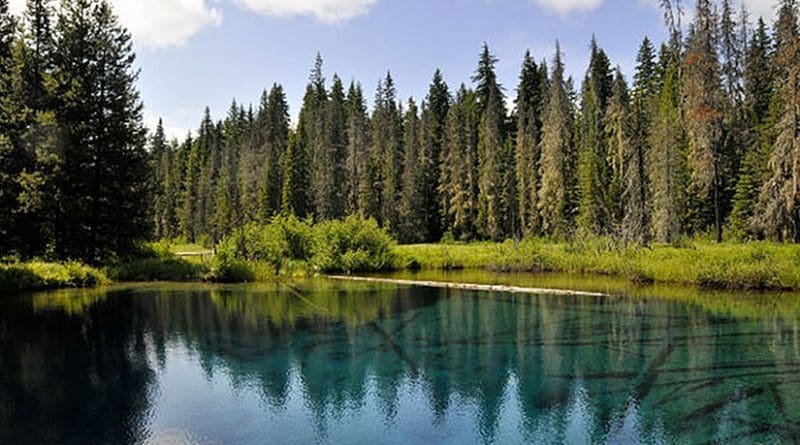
[515,50,544,238]
[538,43,575,238]
[729,17,773,238]
[399,99,426,243]
[473,44,507,240]
[622,38,657,244]
[683,0,725,241]
[754,0,800,241]
[419,70,450,241]
[372,72,403,233]
[259,84,289,220]
[576,38,614,235]
[50,0,149,260]
[440,85,479,240]
[649,48,687,243]
[344,81,371,217]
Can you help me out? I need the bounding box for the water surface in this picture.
[1,280,799,444]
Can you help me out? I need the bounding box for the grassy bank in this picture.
[394,239,800,290]
[0,261,109,292]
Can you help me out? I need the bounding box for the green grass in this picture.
[394,239,800,291]
[0,261,109,292]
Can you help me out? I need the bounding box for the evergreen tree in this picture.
[605,69,630,233]
[50,0,149,260]
[473,44,507,240]
[538,43,575,237]
[324,74,347,220]
[683,0,725,241]
[622,38,657,244]
[239,90,270,224]
[371,72,403,232]
[150,120,171,238]
[577,38,614,235]
[419,70,450,241]
[399,99,425,243]
[515,50,543,238]
[729,17,773,238]
[259,84,289,220]
[440,85,479,239]
[281,91,311,217]
[344,81,370,217]
[754,0,800,241]
[649,50,687,243]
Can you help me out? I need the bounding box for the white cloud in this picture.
[144,111,189,141]
[534,0,602,14]
[8,0,25,15]
[742,0,777,21]
[232,0,377,23]
[111,0,222,49]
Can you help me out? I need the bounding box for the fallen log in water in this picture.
[325,275,609,297]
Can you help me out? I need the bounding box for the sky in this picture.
[8,0,780,139]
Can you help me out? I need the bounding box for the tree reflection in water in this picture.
[0,280,798,444]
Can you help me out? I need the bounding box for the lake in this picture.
[1,279,799,444]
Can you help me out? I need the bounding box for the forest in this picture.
[1,0,800,271]
[145,0,800,249]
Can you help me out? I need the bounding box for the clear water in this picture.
[1,280,799,444]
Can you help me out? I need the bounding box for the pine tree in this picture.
[649,50,686,244]
[515,50,543,238]
[440,85,479,239]
[419,70,450,241]
[0,0,13,73]
[473,44,507,240]
[683,0,725,241]
[239,89,269,224]
[324,74,347,220]
[281,91,311,217]
[538,43,575,238]
[50,0,149,260]
[622,38,657,244]
[753,0,800,241]
[399,99,425,243]
[729,18,773,238]
[150,120,171,238]
[372,72,403,232]
[577,38,614,235]
[259,84,289,220]
[344,81,370,216]
[605,69,630,233]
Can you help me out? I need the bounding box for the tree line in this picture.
[3,0,800,266]
[150,0,800,246]
[0,0,147,262]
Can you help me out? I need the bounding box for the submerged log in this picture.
[325,275,609,297]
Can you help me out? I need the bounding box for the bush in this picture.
[212,215,314,280]
[312,216,396,273]
[109,258,208,282]
[0,261,108,291]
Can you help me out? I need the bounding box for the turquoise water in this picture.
[1,281,799,444]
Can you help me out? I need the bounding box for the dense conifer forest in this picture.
[3,0,800,265]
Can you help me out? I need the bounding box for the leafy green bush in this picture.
[0,261,108,291]
[219,216,313,267]
[211,215,314,281]
[312,216,396,273]
[109,258,208,282]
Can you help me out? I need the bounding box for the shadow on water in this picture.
[0,278,799,444]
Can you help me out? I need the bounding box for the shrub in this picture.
[212,215,314,280]
[109,258,208,282]
[0,261,108,291]
[312,216,396,273]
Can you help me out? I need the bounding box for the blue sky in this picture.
[11,0,778,138]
